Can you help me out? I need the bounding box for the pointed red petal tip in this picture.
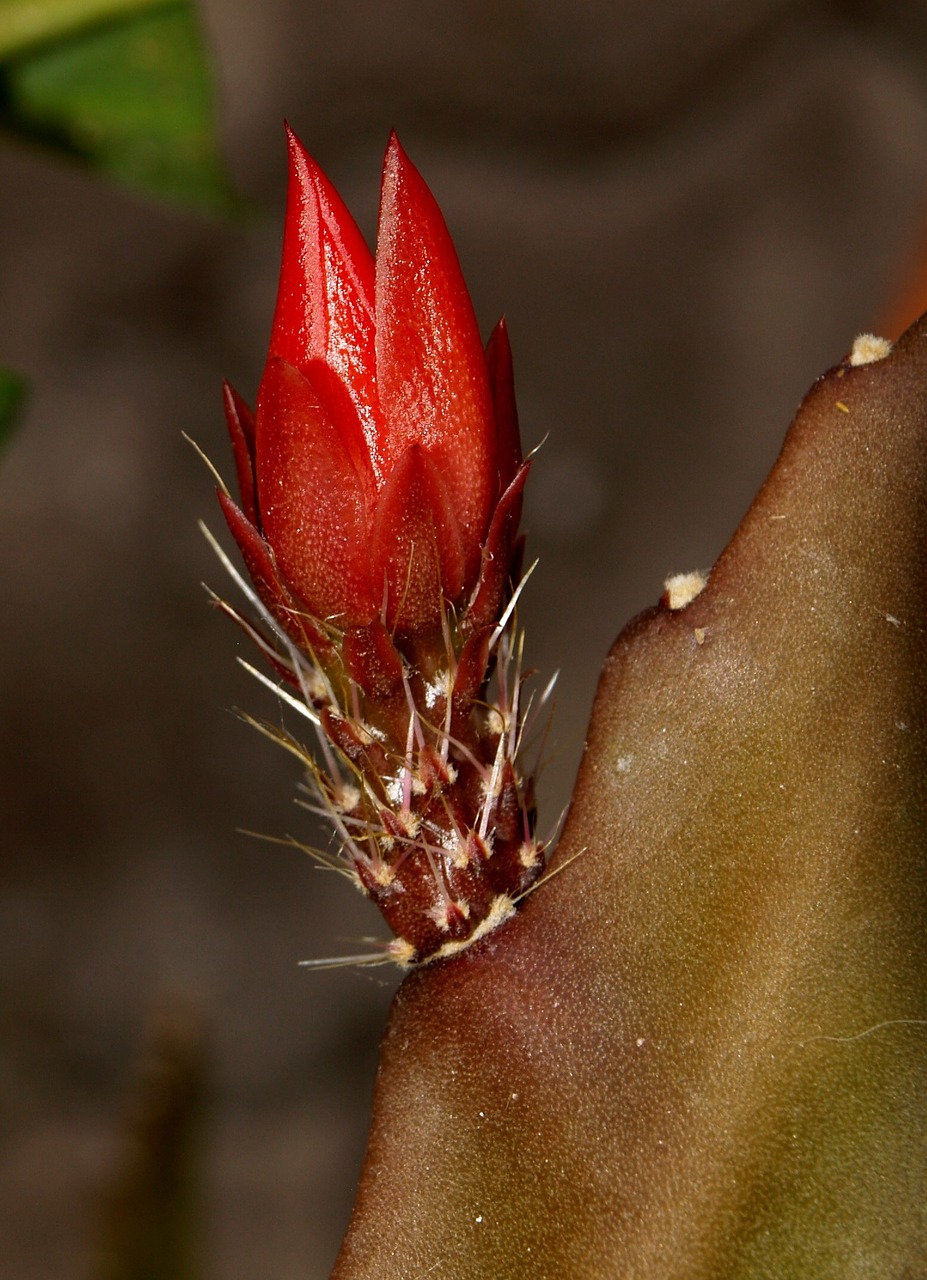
[270,127,380,452]
[374,132,495,571]
[485,317,523,495]
[222,381,257,526]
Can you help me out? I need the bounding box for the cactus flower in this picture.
[211,129,546,965]
[221,127,524,639]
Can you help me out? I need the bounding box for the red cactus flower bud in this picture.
[210,128,547,965]
[223,128,520,637]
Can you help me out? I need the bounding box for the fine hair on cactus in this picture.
[202,128,556,967]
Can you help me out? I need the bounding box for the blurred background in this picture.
[3,1,927,1275]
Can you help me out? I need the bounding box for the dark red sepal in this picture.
[222,382,258,526]
[485,317,522,495]
[342,620,406,701]
[217,489,332,657]
[465,461,530,632]
[321,707,389,774]
[416,743,455,794]
[488,757,522,846]
[452,626,493,712]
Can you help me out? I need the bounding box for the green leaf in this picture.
[0,0,235,212]
[0,366,25,447]
[0,0,161,60]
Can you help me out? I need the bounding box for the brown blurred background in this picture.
[3,1,927,1276]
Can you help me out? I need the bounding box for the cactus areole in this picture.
[211,129,548,965]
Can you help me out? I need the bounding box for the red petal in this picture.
[296,357,377,501]
[222,381,258,525]
[269,127,381,464]
[374,134,495,570]
[217,489,331,655]
[255,358,376,627]
[485,317,523,494]
[372,444,466,633]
